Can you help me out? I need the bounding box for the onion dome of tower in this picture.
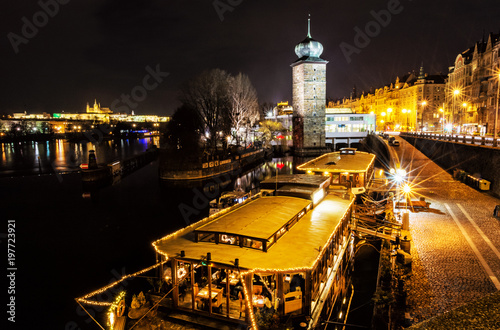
[294,16,324,60]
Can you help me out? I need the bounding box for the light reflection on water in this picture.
[0,137,159,176]
[0,153,305,328]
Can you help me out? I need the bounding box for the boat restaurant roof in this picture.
[153,193,353,271]
[297,149,376,174]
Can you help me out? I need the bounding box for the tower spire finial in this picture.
[307,14,311,38]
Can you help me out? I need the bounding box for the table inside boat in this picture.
[196,286,224,308]
[220,275,240,286]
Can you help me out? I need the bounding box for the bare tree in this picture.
[180,69,231,151]
[258,120,285,147]
[228,73,259,146]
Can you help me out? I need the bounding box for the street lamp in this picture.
[421,101,427,132]
[462,103,468,134]
[402,109,407,131]
[402,109,411,131]
[453,89,460,133]
[439,108,445,134]
[390,168,407,208]
[380,112,386,131]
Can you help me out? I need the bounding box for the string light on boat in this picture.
[240,273,258,330]
[152,193,263,258]
[76,261,166,306]
[108,291,126,330]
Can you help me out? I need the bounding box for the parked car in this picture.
[391,140,400,147]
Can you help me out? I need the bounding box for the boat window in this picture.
[288,216,298,227]
[177,261,192,310]
[252,273,276,311]
[220,234,239,246]
[283,272,305,314]
[243,238,263,250]
[210,266,226,315]
[276,226,287,240]
[198,233,216,243]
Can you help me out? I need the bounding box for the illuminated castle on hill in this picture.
[86,99,112,114]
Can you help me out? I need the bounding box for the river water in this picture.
[0,137,159,177]
[1,139,375,329]
[0,139,296,329]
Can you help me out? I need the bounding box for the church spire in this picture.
[418,62,425,79]
[307,14,311,38]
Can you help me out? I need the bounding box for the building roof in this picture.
[260,174,330,188]
[196,196,310,240]
[152,194,353,270]
[297,150,376,174]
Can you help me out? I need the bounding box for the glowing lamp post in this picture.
[439,108,445,134]
[421,101,427,132]
[402,109,410,132]
[462,102,468,133]
[380,112,386,131]
[453,89,460,133]
[390,168,407,207]
[387,108,393,130]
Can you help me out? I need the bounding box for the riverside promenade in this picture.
[392,136,500,328]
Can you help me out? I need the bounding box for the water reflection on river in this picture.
[0,137,159,176]
[1,150,300,329]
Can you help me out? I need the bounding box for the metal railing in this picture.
[400,132,499,147]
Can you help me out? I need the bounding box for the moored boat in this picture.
[297,148,376,195]
[209,190,250,215]
[76,150,382,329]
[158,147,267,181]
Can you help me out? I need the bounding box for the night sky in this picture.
[2,0,500,115]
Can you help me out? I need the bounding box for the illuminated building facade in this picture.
[447,32,500,134]
[330,67,446,132]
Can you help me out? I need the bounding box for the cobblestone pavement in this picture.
[391,137,500,326]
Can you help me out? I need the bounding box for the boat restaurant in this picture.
[152,175,355,329]
[297,148,376,195]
